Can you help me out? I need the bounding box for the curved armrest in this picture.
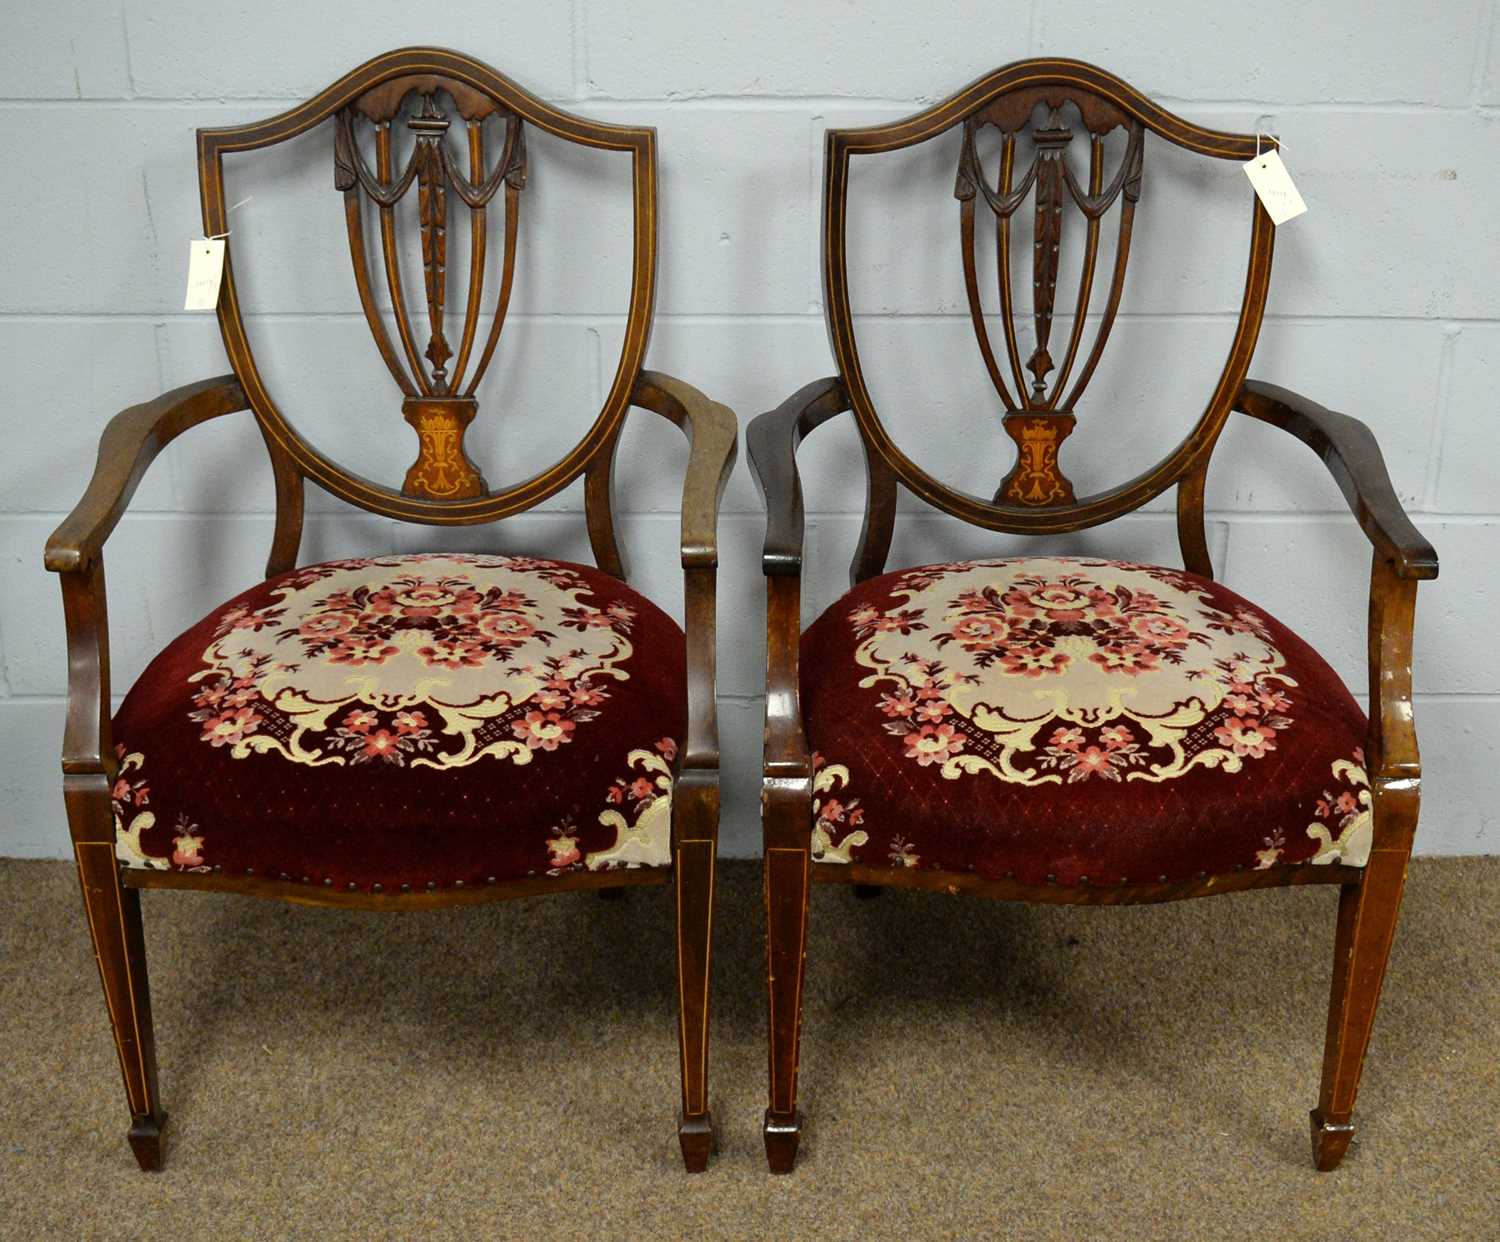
[631,370,738,570]
[629,371,737,778]
[44,375,249,574]
[45,375,248,773]
[1235,380,1438,581]
[746,377,850,576]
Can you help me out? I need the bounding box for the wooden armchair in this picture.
[749,59,1437,1173]
[44,48,735,1173]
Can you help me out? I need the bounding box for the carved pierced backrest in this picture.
[198,47,657,524]
[823,59,1276,533]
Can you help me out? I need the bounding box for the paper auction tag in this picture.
[1243,148,1307,226]
[184,238,226,310]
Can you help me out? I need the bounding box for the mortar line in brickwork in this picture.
[1469,0,1498,105]
[117,1,137,98]
[1423,326,1462,509]
[0,96,1487,113]
[5,311,1499,329]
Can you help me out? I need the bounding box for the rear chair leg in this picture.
[1311,847,1411,1171]
[673,771,717,1172]
[763,806,811,1173]
[69,774,165,1171]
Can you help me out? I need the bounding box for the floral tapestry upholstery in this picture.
[800,557,1371,884]
[110,554,685,890]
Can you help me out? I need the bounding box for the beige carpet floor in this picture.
[1,856,1496,1240]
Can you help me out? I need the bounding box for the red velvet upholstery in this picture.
[111,554,685,891]
[800,557,1370,884]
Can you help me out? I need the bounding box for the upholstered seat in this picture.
[111,553,686,892]
[800,556,1368,886]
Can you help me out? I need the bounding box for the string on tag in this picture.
[1254,132,1287,160]
[207,195,254,241]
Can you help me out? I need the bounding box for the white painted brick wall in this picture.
[2,2,1496,861]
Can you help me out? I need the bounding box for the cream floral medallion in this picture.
[188,555,638,771]
[850,557,1300,789]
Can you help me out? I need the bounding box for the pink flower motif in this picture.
[171,832,205,868]
[872,610,924,636]
[914,698,950,723]
[999,645,1069,677]
[1132,613,1189,643]
[629,777,656,801]
[223,684,259,708]
[299,610,357,640]
[1214,716,1277,759]
[1335,791,1359,814]
[1223,692,1260,715]
[1099,724,1134,750]
[903,722,966,767]
[201,706,263,748]
[1072,746,1115,778]
[392,710,427,735]
[849,606,881,628]
[218,605,254,633]
[656,737,678,761]
[327,638,398,667]
[547,834,581,869]
[112,777,132,802]
[820,798,846,824]
[193,681,228,710]
[1049,727,1085,752]
[392,582,459,616]
[879,691,918,718]
[362,729,401,761]
[572,684,608,708]
[847,806,865,826]
[478,613,537,644]
[1257,688,1292,714]
[999,586,1039,618]
[606,784,625,804]
[950,614,1009,647]
[512,710,576,752]
[534,687,568,710]
[1029,583,1092,618]
[343,708,379,733]
[418,637,487,669]
[1089,645,1160,676]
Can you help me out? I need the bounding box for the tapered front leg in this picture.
[673,770,718,1172]
[1311,835,1412,1171]
[763,778,812,1173]
[67,774,165,1171]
